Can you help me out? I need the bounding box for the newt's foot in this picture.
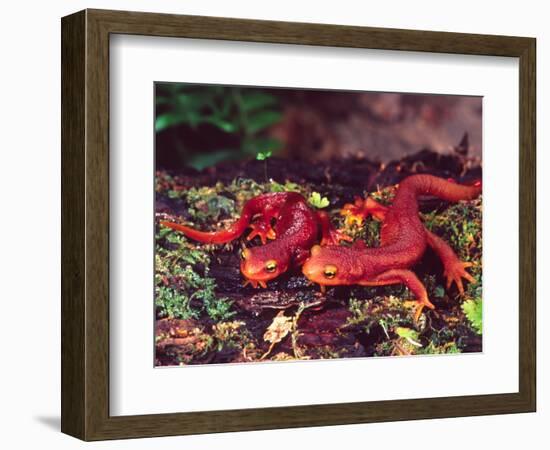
[247,221,276,245]
[317,211,353,246]
[320,228,353,246]
[340,196,387,226]
[405,295,435,323]
[243,279,268,289]
[413,296,436,323]
[444,261,475,295]
[340,196,367,226]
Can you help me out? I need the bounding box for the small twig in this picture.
[291,299,323,359]
[260,341,277,360]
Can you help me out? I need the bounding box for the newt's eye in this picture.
[265,260,277,273]
[323,265,338,279]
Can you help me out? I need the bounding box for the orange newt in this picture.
[161,192,349,288]
[302,174,481,321]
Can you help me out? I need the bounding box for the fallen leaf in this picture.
[263,311,293,344]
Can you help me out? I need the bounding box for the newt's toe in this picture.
[413,297,435,323]
[340,196,368,226]
[321,228,353,246]
[445,262,475,295]
[247,221,276,245]
[243,279,268,289]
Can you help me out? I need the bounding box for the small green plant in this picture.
[462,298,482,334]
[308,192,330,209]
[256,150,272,161]
[256,149,272,180]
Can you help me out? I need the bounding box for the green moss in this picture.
[156,174,483,363]
[185,186,236,224]
[155,229,235,322]
[422,197,482,262]
[417,341,461,355]
[155,285,199,320]
[212,321,252,351]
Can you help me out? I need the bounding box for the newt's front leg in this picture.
[425,230,475,295]
[246,207,279,244]
[360,269,435,322]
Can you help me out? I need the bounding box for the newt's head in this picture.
[302,245,362,287]
[240,245,290,288]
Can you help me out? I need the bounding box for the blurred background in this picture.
[155,82,482,171]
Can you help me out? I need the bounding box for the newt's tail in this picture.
[160,212,253,244]
[395,174,481,210]
[159,191,297,245]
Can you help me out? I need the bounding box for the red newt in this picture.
[161,192,349,287]
[301,174,481,321]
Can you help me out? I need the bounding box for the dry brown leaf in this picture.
[263,311,293,344]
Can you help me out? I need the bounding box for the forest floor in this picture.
[154,148,482,366]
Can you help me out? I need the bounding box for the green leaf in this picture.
[206,116,237,133]
[240,92,278,112]
[269,181,301,193]
[395,327,419,340]
[283,181,300,192]
[308,192,330,209]
[269,181,285,192]
[256,150,272,161]
[462,298,482,334]
[155,113,186,132]
[395,327,422,347]
[175,92,209,109]
[246,111,282,133]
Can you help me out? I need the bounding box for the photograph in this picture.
[154,82,483,367]
[154,82,483,366]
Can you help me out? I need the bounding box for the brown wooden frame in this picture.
[61,8,536,441]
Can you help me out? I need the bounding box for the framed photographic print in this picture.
[61,9,536,441]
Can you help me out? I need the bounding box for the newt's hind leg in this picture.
[316,211,353,246]
[340,196,388,225]
[360,269,435,322]
[425,230,475,295]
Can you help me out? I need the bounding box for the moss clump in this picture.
[185,186,236,224]
[155,227,235,322]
